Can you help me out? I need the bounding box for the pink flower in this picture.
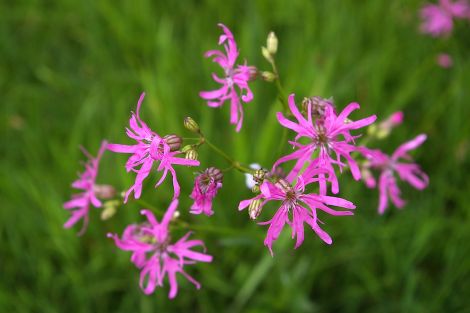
[420,0,470,37]
[190,167,223,216]
[239,175,356,255]
[200,23,256,132]
[437,53,453,68]
[107,93,199,202]
[275,94,376,195]
[64,141,109,234]
[359,135,429,214]
[108,200,213,299]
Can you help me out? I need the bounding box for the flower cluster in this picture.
[64,23,429,300]
[420,0,470,37]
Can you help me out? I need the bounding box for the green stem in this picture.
[270,60,289,112]
[203,138,254,174]
[135,199,260,237]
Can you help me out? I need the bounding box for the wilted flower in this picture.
[239,174,355,255]
[359,135,429,214]
[275,94,376,195]
[200,23,256,132]
[64,141,109,234]
[107,93,199,202]
[190,167,223,216]
[108,200,213,299]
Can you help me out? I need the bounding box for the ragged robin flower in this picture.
[108,200,213,299]
[64,141,112,234]
[200,23,256,132]
[107,93,199,202]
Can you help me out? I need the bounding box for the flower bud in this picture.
[100,200,120,220]
[262,46,273,63]
[205,167,223,184]
[267,32,278,55]
[94,184,116,199]
[375,111,404,139]
[248,199,263,220]
[185,149,198,160]
[164,134,182,151]
[260,71,276,82]
[181,145,193,153]
[253,169,267,183]
[184,117,200,133]
[302,96,333,119]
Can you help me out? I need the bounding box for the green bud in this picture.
[181,145,193,153]
[267,32,278,55]
[185,149,198,160]
[248,199,263,220]
[262,46,273,63]
[184,117,200,133]
[253,169,267,183]
[252,185,260,193]
[100,200,120,220]
[261,71,276,82]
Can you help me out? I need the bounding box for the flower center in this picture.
[225,68,234,87]
[313,124,331,149]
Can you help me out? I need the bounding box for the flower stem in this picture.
[270,60,289,113]
[203,137,254,174]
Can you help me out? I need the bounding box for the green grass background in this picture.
[1,0,469,312]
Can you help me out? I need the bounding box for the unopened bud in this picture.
[185,149,198,160]
[267,32,278,55]
[164,134,182,151]
[261,71,276,82]
[181,145,193,153]
[184,117,200,133]
[302,96,334,119]
[374,111,404,140]
[253,169,267,183]
[262,46,273,63]
[248,199,263,220]
[100,200,120,220]
[94,184,116,199]
[205,167,223,184]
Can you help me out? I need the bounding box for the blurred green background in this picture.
[1,0,469,312]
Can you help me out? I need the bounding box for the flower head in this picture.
[190,167,223,216]
[275,94,376,195]
[108,200,213,299]
[200,23,256,132]
[359,134,429,214]
[64,141,109,234]
[239,174,355,255]
[107,93,199,202]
